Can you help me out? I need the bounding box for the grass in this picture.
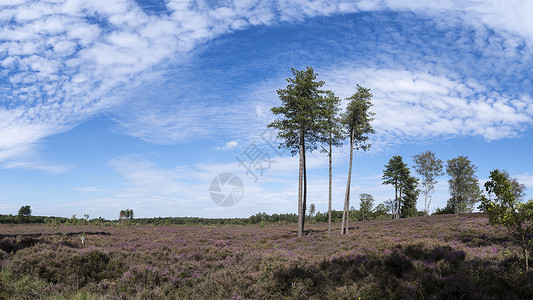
[0,214,531,299]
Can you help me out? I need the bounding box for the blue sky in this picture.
[1,0,532,219]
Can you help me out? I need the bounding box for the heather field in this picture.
[1,214,532,299]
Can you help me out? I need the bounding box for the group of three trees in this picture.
[383,151,483,219]
[268,67,374,237]
[383,150,482,218]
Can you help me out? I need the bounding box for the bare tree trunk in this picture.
[424,182,429,214]
[526,248,529,272]
[346,201,350,233]
[298,130,304,238]
[328,132,332,236]
[301,146,307,235]
[342,130,354,235]
[341,191,347,235]
[394,183,400,219]
[398,188,402,219]
[523,234,529,271]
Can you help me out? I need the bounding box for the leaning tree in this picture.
[340,85,375,235]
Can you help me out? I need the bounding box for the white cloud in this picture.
[514,174,533,190]
[323,67,533,145]
[1,0,533,172]
[384,0,533,46]
[218,140,238,150]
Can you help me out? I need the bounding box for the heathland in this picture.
[1,214,532,299]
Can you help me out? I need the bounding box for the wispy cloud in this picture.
[72,186,110,193]
[324,68,533,145]
[2,160,71,174]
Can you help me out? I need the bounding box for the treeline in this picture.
[0,212,299,226]
[0,209,422,226]
[0,213,296,226]
[0,214,71,224]
[135,214,299,225]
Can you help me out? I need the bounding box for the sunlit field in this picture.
[1,214,532,299]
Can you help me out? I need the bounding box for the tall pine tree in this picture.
[340,85,375,235]
[268,67,328,237]
[382,155,408,219]
[319,91,344,236]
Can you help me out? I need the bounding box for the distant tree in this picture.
[382,156,409,219]
[359,193,374,221]
[17,205,32,223]
[268,67,329,237]
[373,203,389,220]
[413,151,444,214]
[84,214,89,220]
[400,174,420,218]
[384,199,395,218]
[70,214,78,226]
[349,205,359,221]
[319,91,344,236]
[479,169,533,271]
[446,156,481,213]
[18,205,31,218]
[433,205,455,215]
[308,203,316,223]
[119,209,134,221]
[340,85,375,235]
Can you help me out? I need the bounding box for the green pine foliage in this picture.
[400,175,419,218]
[383,156,420,219]
[341,85,375,151]
[382,156,408,218]
[268,67,328,155]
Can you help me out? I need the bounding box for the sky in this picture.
[1,0,532,220]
